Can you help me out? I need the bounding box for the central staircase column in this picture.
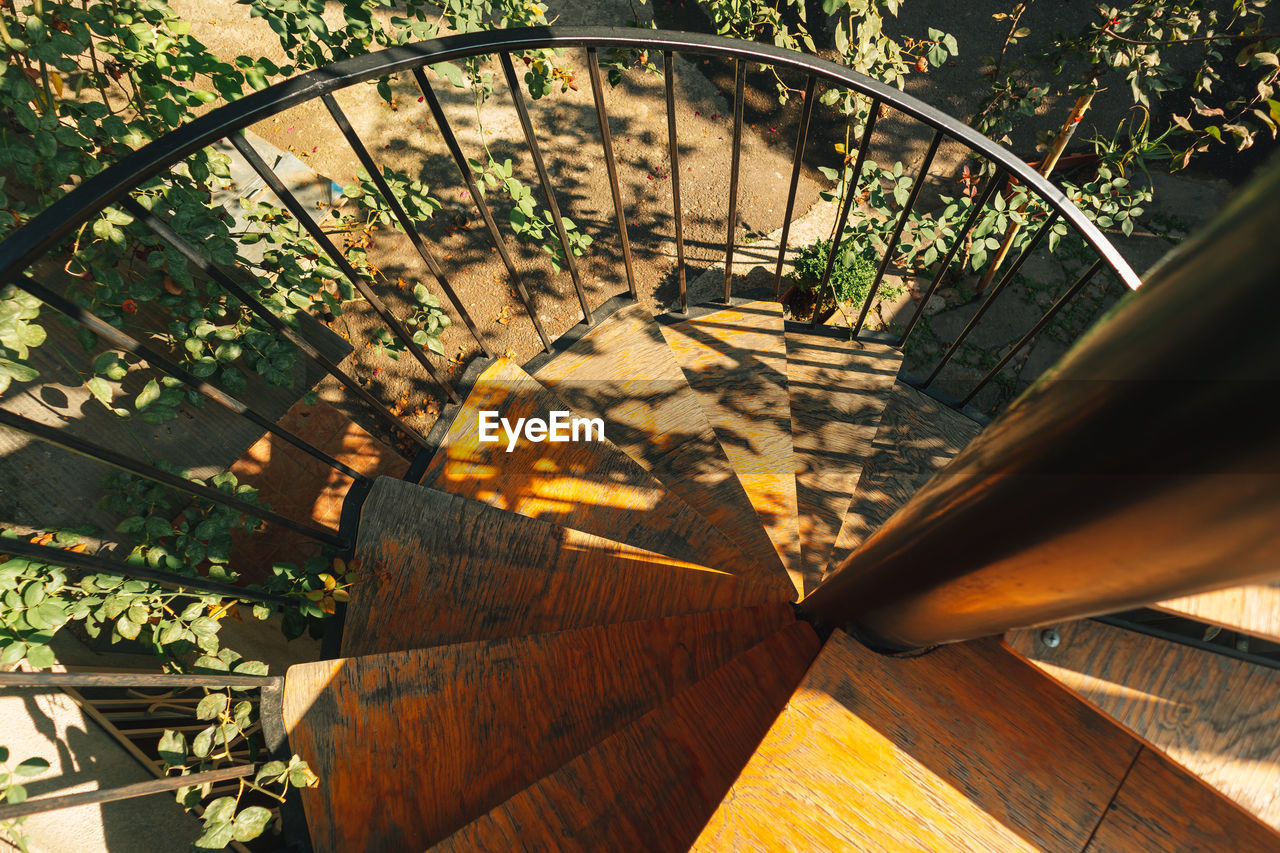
[799,155,1280,650]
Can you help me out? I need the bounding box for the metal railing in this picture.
[0,27,1143,558]
[0,25,1145,840]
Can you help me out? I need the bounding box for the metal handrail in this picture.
[0,27,1141,290]
[0,23,1145,588]
[0,26,1151,843]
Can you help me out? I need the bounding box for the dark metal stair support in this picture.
[799,154,1280,651]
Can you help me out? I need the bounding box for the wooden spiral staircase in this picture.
[1,27,1276,853]
[278,293,1280,851]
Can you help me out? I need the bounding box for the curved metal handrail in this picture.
[0,28,1152,836]
[0,25,1141,289]
[0,24,1146,564]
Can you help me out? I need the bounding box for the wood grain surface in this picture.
[694,631,1141,852]
[825,381,981,579]
[785,331,901,593]
[532,301,794,597]
[1006,620,1280,831]
[1085,748,1280,852]
[284,604,795,852]
[1155,583,1280,645]
[419,358,755,577]
[433,621,821,852]
[342,478,785,656]
[660,300,803,596]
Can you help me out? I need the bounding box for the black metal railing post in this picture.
[119,198,433,450]
[0,408,347,547]
[6,272,370,483]
[773,75,818,298]
[850,128,943,337]
[498,52,594,326]
[921,209,1060,388]
[230,133,460,403]
[799,154,1280,650]
[411,67,554,351]
[897,167,1006,348]
[586,48,637,299]
[662,51,688,315]
[722,60,746,304]
[320,92,494,357]
[811,98,880,328]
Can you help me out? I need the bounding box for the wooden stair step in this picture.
[419,357,756,580]
[695,629,1279,852]
[696,630,1138,852]
[284,604,795,852]
[1085,748,1280,852]
[433,621,821,851]
[342,478,786,656]
[1006,619,1280,834]
[531,300,795,598]
[696,629,1277,852]
[1154,584,1280,645]
[825,382,981,578]
[659,300,803,595]
[785,330,902,593]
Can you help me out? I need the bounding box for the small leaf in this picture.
[25,644,56,669]
[13,757,50,777]
[194,821,235,850]
[196,692,229,720]
[135,378,161,410]
[192,726,215,758]
[116,614,141,641]
[287,759,319,788]
[203,795,238,825]
[157,729,187,765]
[231,805,273,842]
[255,760,287,784]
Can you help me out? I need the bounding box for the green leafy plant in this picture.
[153,657,318,849]
[791,238,878,307]
[0,747,49,853]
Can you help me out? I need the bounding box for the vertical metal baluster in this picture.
[7,271,369,483]
[811,97,881,328]
[897,167,1007,348]
[119,197,431,449]
[850,128,944,337]
[663,51,688,315]
[230,133,459,403]
[498,52,594,326]
[923,210,1061,387]
[320,93,493,357]
[722,59,747,305]
[411,67,552,352]
[960,257,1104,406]
[0,408,347,547]
[774,74,818,298]
[586,48,637,299]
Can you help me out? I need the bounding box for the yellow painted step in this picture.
[825,382,981,579]
[532,301,795,598]
[786,331,901,593]
[419,357,756,580]
[660,300,803,595]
